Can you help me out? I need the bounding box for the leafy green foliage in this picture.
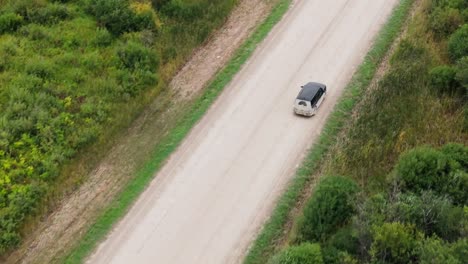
[448,24,468,62]
[264,1,467,263]
[299,176,359,242]
[455,56,468,90]
[326,225,359,255]
[420,237,462,264]
[117,41,159,71]
[429,65,459,93]
[269,243,323,264]
[86,0,156,36]
[395,146,453,191]
[0,12,23,34]
[442,143,468,169]
[271,1,468,263]
[396,145,468,204]
[0,0,237,255]
[370,222,423,264]
[450,238,468,262]
[430,7,463,37]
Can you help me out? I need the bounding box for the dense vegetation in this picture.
[0,0,237,254]
[270,0,467,263]
[275,144,467,263]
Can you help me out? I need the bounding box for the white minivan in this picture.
[293,82,327,116]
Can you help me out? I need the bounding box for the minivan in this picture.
[293,82,327,116]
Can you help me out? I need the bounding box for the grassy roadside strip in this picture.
[243,1,414,263]
[62,0,292,263]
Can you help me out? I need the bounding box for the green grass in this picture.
[243,1,415,263]
[62,0,292,263]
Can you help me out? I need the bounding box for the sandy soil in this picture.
[4,1,270,263]
[87,1,398,263]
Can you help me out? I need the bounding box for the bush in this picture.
[396,146,456,194]
[450,238,468,262]
[321,246,358,264]
[429,65,459,93]
[455,56,468,90]
[28,3,71,25]
[389,191,465,240]
[87,0,155,36]
[299,176,359,242]
[151,0,170,9]
[429,7,463,37]
[25,58,56,79]
[464,106,468,132]
[92,28,113,47]
[0,12,23,34]
[370,222,423,264]
[448,25,468,62]
[269,243,323,264]
[420,236,460,264]
[442,143,468,170]
[396,145,468,204]
[326,226,359,255]
[431,0,467,9]
[117,41,159,71]
[161,0,205,21]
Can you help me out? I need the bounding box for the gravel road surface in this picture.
[88,0,398,263]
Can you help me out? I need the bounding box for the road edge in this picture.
[243,0,414,263]
[62,1,293,263]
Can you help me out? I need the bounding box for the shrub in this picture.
[151,0,170,9]
[25,58,56,80]
[441,143,468,170]
[455,56,468,90]
[370,222,423,264]
[18,23,51,41]
[8,0,46,19]
[92,28,113,47]
[28,3,71,25]
[429,7,463,37]
[464,106,468,132]
[299,176,360,242]
[321,246,358,264]
[326,226,359,255]
[429,65,459,93]
[450,238,468,262]
[420,236,460,264]
[396,145,467,204]
[269,243,323,264]
[161,0,204,21]
[87,0,155,36]
[431,0,468,14]
[448,25,468,62]
[0,12,23,34]
[389,191,465,240]
[396,146,455,193]
[117,41,159,71]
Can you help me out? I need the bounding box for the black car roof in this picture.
[297,82,326,101]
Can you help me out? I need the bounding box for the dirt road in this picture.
[88,0,398,263]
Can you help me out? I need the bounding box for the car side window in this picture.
[310,91,320,106]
